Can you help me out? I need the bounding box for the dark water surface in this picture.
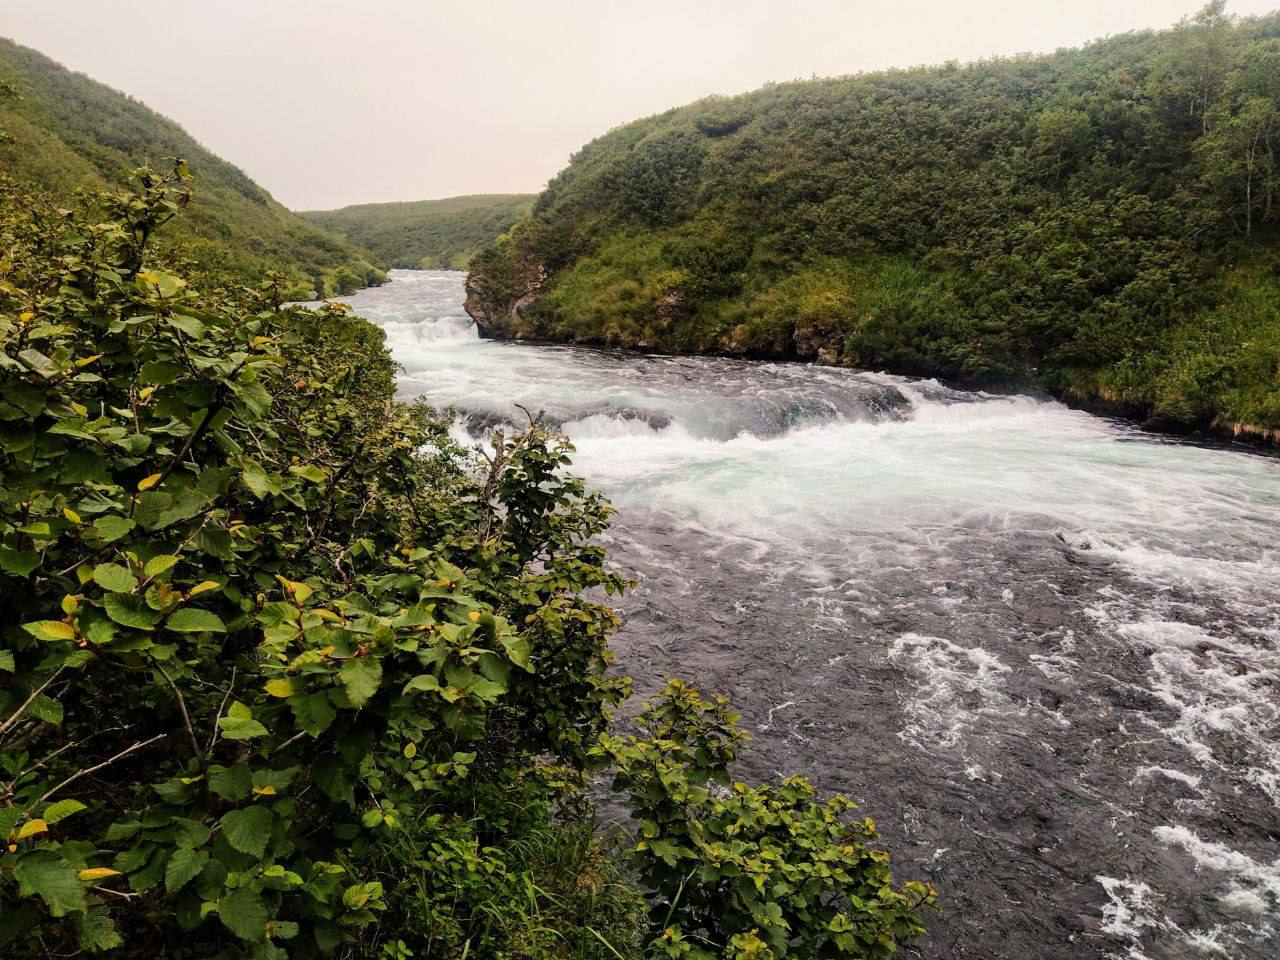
[333,271,1280,960]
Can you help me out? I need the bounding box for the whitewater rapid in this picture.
[332,270,1280,960]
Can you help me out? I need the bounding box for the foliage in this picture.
[303,196,536,271]
[468,5,1280,437]
[367,815,647,959]
[0,37,383,297]
[596,683,935,959]
[1,165,931,958]
[0,163,631,956]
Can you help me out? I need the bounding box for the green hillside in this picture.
[0,37,382,297]
[467,4,1280,442]
[303,194,535,270]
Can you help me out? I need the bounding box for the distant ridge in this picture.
[303,194,535,270]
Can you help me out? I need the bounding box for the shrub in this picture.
[596,682,936,960]
[1,163,932,959]
[0,164,627,956]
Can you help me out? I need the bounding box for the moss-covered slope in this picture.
[0,37,382,295]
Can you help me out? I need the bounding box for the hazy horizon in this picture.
[2,0,1275,210]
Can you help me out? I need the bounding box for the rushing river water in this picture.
[333,270,1280,960]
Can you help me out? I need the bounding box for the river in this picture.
[331,269,1280,960]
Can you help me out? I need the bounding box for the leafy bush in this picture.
[0,164,629,956]
[1,165,932,958]
[596,682,935,959]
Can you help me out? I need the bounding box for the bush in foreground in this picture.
[1,165,931,958]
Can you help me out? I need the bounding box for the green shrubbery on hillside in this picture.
[0,166,932,957]
[303,195,535,271]
[0,38,382,298]
[467,3,1280,440]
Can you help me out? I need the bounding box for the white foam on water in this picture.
[1132,766,1204,790]
[1096,876,1169,959]
[1108,619,1280,785]
[330,274,1280,597]
[1153,826,1280,918]
[887,633,1016,753]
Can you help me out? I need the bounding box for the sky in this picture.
[0,1,1274,210]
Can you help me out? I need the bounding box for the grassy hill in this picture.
[303,194,535,270]
[0,36,382,297]
[466,4,1280,442]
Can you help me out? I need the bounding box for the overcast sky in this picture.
[1,1,1274,210]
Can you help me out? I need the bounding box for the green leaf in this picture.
[403,674,440,694]
[288,691,335,736]
[42,800,86,824]
[208,764,252,801]
[217,884,268,942]
[339,657,382,708]
[91,516,135,544]
[75,909,123,952]
[0,546,39,576]
[154,490,210,530]
[500,633,532,670]
[92,563,136,593]
[14,852,86,917]
[172,817,212,849]
[241,462,272,499]
[219,807,272,858]
[166,608,226,633]
[22,620,75,642]
[289,464,328,484]
[102,593,160,630]
[164,847,208,894]
[138,359,184,385]
[28,694,63,726]
[0,650,13,672]
[218,701,267,739]
[143,554,179,578]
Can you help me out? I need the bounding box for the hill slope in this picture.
[0,37,381,296]
[303,194,535,270]
[466,5,1280,441]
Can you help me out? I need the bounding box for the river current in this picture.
[332,270,1280,960]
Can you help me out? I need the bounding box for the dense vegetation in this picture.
[0,161,933,958]
[303,195,535,271]
[0,38,382,298]
[467,4,1280,442]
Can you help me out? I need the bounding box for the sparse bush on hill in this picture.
[468,4,1280,440]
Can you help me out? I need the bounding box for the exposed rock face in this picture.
[462,273,495,336]
[793,321,832,361]
[463,255,546,340]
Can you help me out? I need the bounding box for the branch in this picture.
[156,666,202,769]
[38,733,167,803]
[205,666,237,756]
[0,669,63,739]
[0,726,130,802]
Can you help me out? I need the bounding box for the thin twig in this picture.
[38,733,167,803]
[0,669,64,739]
[156,666,202,768]
[0,725,130,802]
[91,885,139,900]
[205,666,237,756]
[271,730,308,757]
